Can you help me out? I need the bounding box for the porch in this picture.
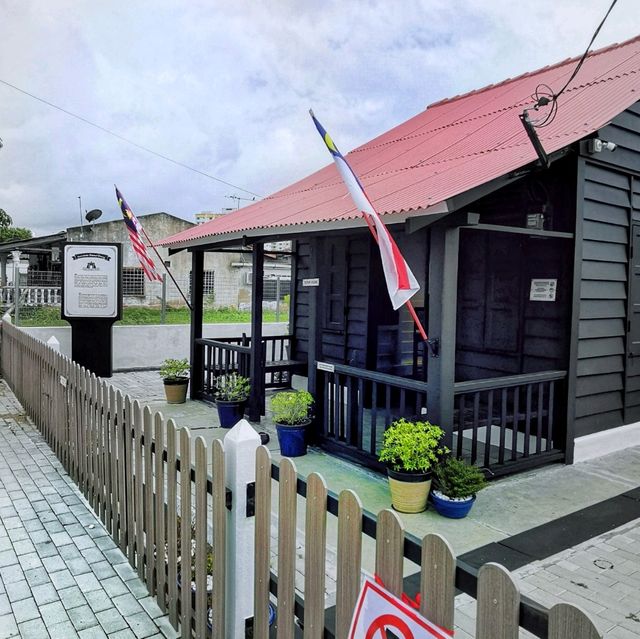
[187,217,573,478]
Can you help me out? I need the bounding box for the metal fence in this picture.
[1,323,603,639]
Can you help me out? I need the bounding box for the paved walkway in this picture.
[0,380,178,639]
[455,516,640,639]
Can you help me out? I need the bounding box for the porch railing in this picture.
[316,361,428,470]
[194,334,303,405]
[195,337,251,402]
[453,370,566,475]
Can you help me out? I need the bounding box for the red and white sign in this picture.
[349,577,452,639]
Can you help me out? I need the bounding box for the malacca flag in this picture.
[310,111,419,310]
[115,187,163,282]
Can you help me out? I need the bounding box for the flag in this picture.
[115,187,163,282]
[310,111,419,310]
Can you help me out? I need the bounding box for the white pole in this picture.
[224,419,260,637]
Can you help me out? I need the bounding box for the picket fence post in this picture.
[224,419,260,638]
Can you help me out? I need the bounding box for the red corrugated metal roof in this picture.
[162,35,640,248]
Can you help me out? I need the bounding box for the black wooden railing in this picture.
[315,361,428,470]
[195,337,252,402]
[453,370,566,475]
[194,334,304,406]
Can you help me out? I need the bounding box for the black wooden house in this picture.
[161,36,640,476]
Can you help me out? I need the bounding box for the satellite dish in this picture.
[85,209,103,223]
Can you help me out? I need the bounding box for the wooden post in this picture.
[224,419,261,636]
[248,243,264,422]
[190,250,204,399]
[426,226,460,447]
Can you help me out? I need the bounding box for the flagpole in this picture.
[138,226,192,311]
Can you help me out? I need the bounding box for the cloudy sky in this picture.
[0,0,637,237]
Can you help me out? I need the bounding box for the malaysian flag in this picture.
[310,111,419,310]
[115,187,163,282]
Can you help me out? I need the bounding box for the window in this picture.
[122,267,145,296]
[203,270,215,295]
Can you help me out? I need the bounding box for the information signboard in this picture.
[62,244,120,319]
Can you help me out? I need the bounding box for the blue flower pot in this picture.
[276,421,309,457]
[430,491,475,519]
[217,400,246,429]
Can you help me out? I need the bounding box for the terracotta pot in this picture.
[163,379,189,404]
[387,468,432,513]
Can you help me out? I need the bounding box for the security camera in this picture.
[587,138,617,154]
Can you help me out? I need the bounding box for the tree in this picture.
[0,209,13,228]
[0,209,32,242]
[0,227,32,242]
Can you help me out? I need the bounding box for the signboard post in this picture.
[349,577,451,639]
[61,243,122,377]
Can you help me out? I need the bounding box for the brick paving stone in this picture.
[125,576,151,599]
[31,581,59,606]
[0,613,19,639]
[51,568,76,590]
[40,600,69,627]
[48,619,80,639]
[12,596,40,623]
[59,585,88,610]
[126,611,158,638]
[6,578,31,603]
[17,617,49,639]
[68,604,99,631]
[42,555,66,573]
[13,539,36,556]
[84,589,114,614]
[79,626,109,639]
[102,576,129,598]
[108,630,137,639]
[95,606,128,633]
[112,592,144,617]
[2,562,25,584]
[75,571,103,592]
[19,551,43,571]
[91,560,117,580]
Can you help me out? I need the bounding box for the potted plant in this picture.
[271,390,314,457]
[159,358,190,404]
[431,456,487,519]
[214,373,251,428]
[378,418,446,513]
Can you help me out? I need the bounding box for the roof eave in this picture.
[162,201,450,250]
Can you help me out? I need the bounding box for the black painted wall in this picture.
[572,101,640,437]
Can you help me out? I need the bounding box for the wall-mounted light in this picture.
[587,138,617,154]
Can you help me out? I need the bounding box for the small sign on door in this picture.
[529,279,557,302]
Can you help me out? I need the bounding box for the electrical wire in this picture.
[529,0,619,128]
[0,78,262,198]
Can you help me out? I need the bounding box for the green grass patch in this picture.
[17,305,288,327]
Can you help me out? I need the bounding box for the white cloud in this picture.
[0,0,637,236]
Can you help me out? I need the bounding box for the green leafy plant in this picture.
[214,373,251,402]
[433,456,487,499]
[159,358,190,382]
[378,418,446,473]
[271,390,313,425]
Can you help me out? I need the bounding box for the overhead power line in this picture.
[0,78,261,198]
